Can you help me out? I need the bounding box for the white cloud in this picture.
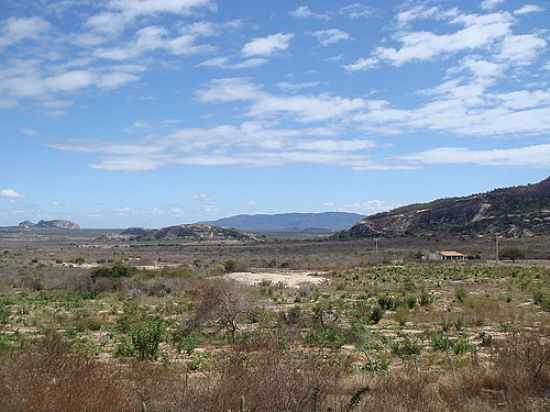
[340,3,373,19]
[242,33,294,57]
[50,119,382,172]
[197,78,369,122]
[341,200,391,215]
[0,189,23,200]
[514,4,545,15]
[403,144,550,168]
[310,29,351,47]
[276,81,320,93]
[0,17,51,49]
[396,5,459,27]
[498,34,546,65]
[290,6,330,20]
[343,57,379,71]
[86,0,215,34]
[94,25,215,60]
[197,57,267,69]
[347,10,513,70]
[20,128,39,137]
[481,0,505,11]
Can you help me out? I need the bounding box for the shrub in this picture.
[369,305,384,324]
[92,264,136,279]
[419,289,433,306]
[431,331,452,352]
[391,335,422,359]
[129,318,165,361]
[405,294,417,309]
[0,303,9,324]
[223,260,247,273]
[500,248,526,261]
[378,294,398,311]
[454,287,467,303]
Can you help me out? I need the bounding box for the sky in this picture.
[1,0,549,228]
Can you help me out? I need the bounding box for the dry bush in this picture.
[0,334,132,412]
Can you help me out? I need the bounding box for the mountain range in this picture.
[335,177,550,239]
[203,212,365,233]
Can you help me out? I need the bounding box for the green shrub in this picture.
[419,289,433,306]
[391,335,422,358]
[92,263,136,279]
[453,337,473,355]
[0,303,9,324]
[431,331,452,351]
[378,294,398,311]
[405,294,417,309]
[173,333,202,355]
[455,287,467,303]
[129,317,165,360]
[369,305,384,324]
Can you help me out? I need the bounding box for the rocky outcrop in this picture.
[336,177,550,239]
[121,224,257,241]
[18,220,80,230]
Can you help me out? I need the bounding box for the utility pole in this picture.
[374,238,379,258]
[495,234,499,264]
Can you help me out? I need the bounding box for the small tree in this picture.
[130,317,165,360]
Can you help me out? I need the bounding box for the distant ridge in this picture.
[18,220,80,230]
[335,177,550,239]
[121,223,256,241]
[203,212,365,233]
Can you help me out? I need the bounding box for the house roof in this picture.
[439,251,465,257]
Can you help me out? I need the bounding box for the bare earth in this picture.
[225,271,328,287]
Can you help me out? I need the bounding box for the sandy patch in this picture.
[225,271,328,288]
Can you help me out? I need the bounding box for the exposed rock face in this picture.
[18,220,80,230]
[336,177,550,239]
[121,224,256,241]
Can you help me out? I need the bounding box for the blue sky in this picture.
[1,0,549,228]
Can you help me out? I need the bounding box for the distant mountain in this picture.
[18,220,80,230]
[335,177,550,239]
[203,212,365,233]
[121,224,257,241]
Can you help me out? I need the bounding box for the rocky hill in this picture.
[121,224,257,241]
[335,177,550,239]
[203,212,364,233]
[18,220,80,230]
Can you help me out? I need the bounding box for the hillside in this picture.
[336,177,550,239]
[203,212,364,233]
[121,224,257,241]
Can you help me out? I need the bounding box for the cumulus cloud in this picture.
[514,4,545,15]
[339,3,373,19]
[402,144,550,168]
[346,9,513,70]
[481,0,505,11]
[309,29,351,47]
[0,189,23,200]
[242,33,294,57]
[197,56,267,69]
[85,0,215,34]
[0,17,51,49]
[290,6,330,20]
[197,77,368,122]
[49,119,382,172]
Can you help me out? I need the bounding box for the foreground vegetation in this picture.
[1,249,550,410]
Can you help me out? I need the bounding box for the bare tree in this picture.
[193,280,249,344]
